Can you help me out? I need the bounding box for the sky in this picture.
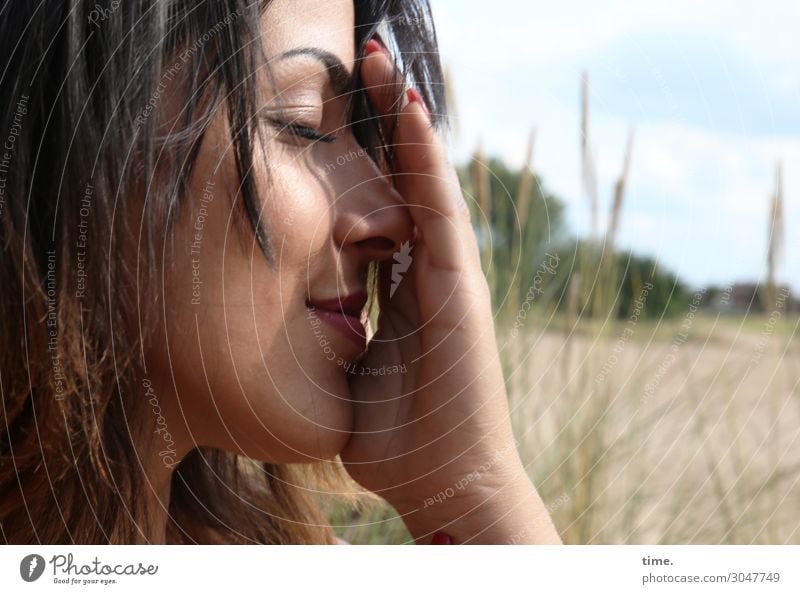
[430,0,800,291]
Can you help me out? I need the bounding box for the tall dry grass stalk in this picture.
[605,128,635,255]
[581,70,598,240]
[765,158,785,542]
[470,144,493,280]
[509,314,800,545]
[507,129,538,318]
[577,72,598,327]
[334,313,800,544]
[331,67,799,548]
[594,127,635,320]
[766,159,784,312]
[443,64,460,142]
[515,129,538,230]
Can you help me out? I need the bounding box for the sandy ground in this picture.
[505,316,800,543]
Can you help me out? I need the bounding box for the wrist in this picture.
[394,466,561,544]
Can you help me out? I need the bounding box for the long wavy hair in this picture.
[0,0,445,544]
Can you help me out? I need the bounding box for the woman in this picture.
[0,0,560,544]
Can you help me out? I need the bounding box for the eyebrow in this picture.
[277,47,355,97]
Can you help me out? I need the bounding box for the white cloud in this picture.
[430,0,800,290]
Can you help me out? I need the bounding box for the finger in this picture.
[391,92,479,273]
[361,37,405,137]
[360,39,478,273]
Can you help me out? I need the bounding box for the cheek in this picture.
[259,159,334,263]
[197,324,354,462]
[157,154,350,461]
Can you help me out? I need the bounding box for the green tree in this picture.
[458,157,567,320]
[457,157,690,321]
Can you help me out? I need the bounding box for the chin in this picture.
[268,416,352,463]
[287,355,356,460]
[295,380,354,461]
[297,422,352,462]
[244,378,354,463]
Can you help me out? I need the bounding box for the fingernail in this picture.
[365,34,388,56]
[404,87,431,122]
[431,531,454,544]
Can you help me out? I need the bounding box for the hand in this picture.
[339,38,560,545]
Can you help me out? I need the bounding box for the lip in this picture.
[306,290,368,351]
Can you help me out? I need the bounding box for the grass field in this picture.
[331,313,800,544]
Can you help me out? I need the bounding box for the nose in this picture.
[328,136,413,262]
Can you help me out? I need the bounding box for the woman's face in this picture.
[154,0,412,463]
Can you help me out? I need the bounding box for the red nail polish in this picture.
[406,87,431,121]
[431,531,453,544]
[365,38,383,55]
[365,34,389,56]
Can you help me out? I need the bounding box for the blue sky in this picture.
[431,0,800,291]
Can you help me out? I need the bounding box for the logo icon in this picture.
[20,554,45,582]
[390,240,413,298]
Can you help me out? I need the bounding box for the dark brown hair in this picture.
[0,0,445,544]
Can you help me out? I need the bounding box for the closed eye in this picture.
[268,117,337,144]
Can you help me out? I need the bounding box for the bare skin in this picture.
[142,0,559,544]
[340,39,561,544]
